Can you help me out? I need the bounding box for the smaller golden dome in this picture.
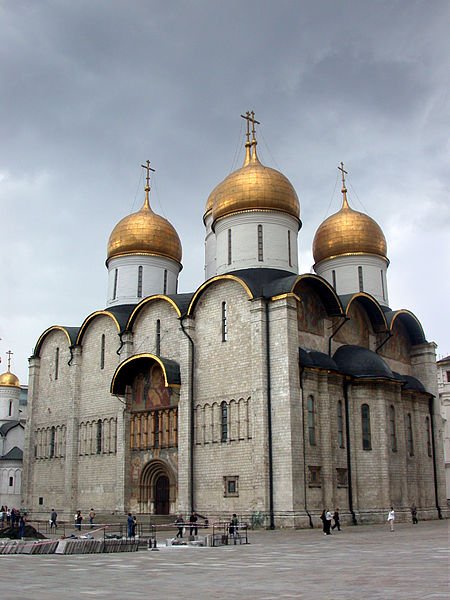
[211,142,300,224]
[313,184,387,264]
[107,190,182,264]
[0,371,20,388]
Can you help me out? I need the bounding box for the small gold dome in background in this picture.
[312,189,387,264]
[107,195,182,264]
[0,371,20,388]
[211,146,300,224]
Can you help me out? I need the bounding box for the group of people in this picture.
[320,508,340,535]
[175,512,209,538]
[0,506,22,528]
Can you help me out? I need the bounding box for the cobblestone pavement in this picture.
[0,520,448,599]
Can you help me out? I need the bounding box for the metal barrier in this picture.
[211,521,249,546]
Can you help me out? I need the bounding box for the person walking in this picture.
[175,514,184,538]
[19,512,26,539]
[189,511,198,536]
[325,510,333,535]
[89,508,96,528]
[331,507,341,531]
[410,504,418,525]
[127,513,134,538]
[50,508,58,529]
[387,507,395,531]
[320,509,327,534]
[74,510,83,531]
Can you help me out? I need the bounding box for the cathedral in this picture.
[22,114,446,527]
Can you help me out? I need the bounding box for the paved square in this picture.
[0,520,448,599]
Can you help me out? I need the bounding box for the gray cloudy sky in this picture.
[1,0,449,383]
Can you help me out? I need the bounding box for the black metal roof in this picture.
[333,345,394,379]
[393,372,427,393]
[0,421,23,436]
[299,348,340,371]
[0,446,23,461]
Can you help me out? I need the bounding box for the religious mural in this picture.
[297,289,325,335]
[131,364,174,412]
[334,302,370,346]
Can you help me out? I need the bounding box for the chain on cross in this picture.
[141,160,156,191]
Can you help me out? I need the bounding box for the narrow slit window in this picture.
[163,269,168,294]
[406,413,414,456]
[137,266,143,298]
[227,229,232,265]
[358,266,364,292]
[49,426,56,458]
[389,405,397,452]
[332,270,336,290]
[307,396,316,446]
[380,270,385,300]
[222,301,228,342]
[96,420,102,454]
[156,319,161,355]
[288,230,292,267]
[8,400,12,416]
[257,224,263,262]
[55,347,59,380]
[361,404,371,450]
[100,334,105,370]
[113,268,118,300]
[221,401,228,442]
[337,400,344,448]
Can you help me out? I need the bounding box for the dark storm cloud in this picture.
[0,0,449,380]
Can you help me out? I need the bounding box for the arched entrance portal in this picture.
[155,475,170,515]
[139,460,176,515]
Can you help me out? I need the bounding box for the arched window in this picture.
[425,417,432,457]
[361,404,371,450]
[96,420,102,454]
[257,224,263,262]
[156,319,161,355]
[221,401,228,442]
[307,396,316,446]
[100,334,106,370]
[337,400,344,448]
[222,301,228,342]
[55,347,60,380]
[389,405,397,452]
[137,265,143,298]
[406,413,414,456]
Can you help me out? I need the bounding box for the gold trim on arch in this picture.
[34,326,74,355]
[187,274,254,315]
[271,292,301,303]
[110,353,181,395]
[343,292,388,331]
[128,295,182,329]
[388,309,426,341]
[76,311,121,345]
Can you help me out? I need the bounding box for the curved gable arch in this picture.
[341,293,388,334]
[76,311,121,345]
[386,310,426,345]
[188,275,254,316]
[110,353,180,395]
[33,326,78,357]
[127,295,182,331]
[291,274,343,317]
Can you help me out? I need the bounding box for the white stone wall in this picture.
[215,212,299,275]
[107,254,181,307]
[0,385,20,421]
[315,254,389,306]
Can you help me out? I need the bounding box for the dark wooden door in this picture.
[154,475,170,514]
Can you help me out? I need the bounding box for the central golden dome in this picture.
[107,192,182,264]
[0,370,20,388]
[313,187,387,264]
[211,143,300,224]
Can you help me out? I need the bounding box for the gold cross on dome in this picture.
[6,349,13,372]
[338,162,348,188]
[240,111,261,142]
[141,160,156,191]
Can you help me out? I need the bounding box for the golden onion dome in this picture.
[107,189,182,264]
[0,370,20,388]
[211,141,300,224]
[313,184,387,264]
